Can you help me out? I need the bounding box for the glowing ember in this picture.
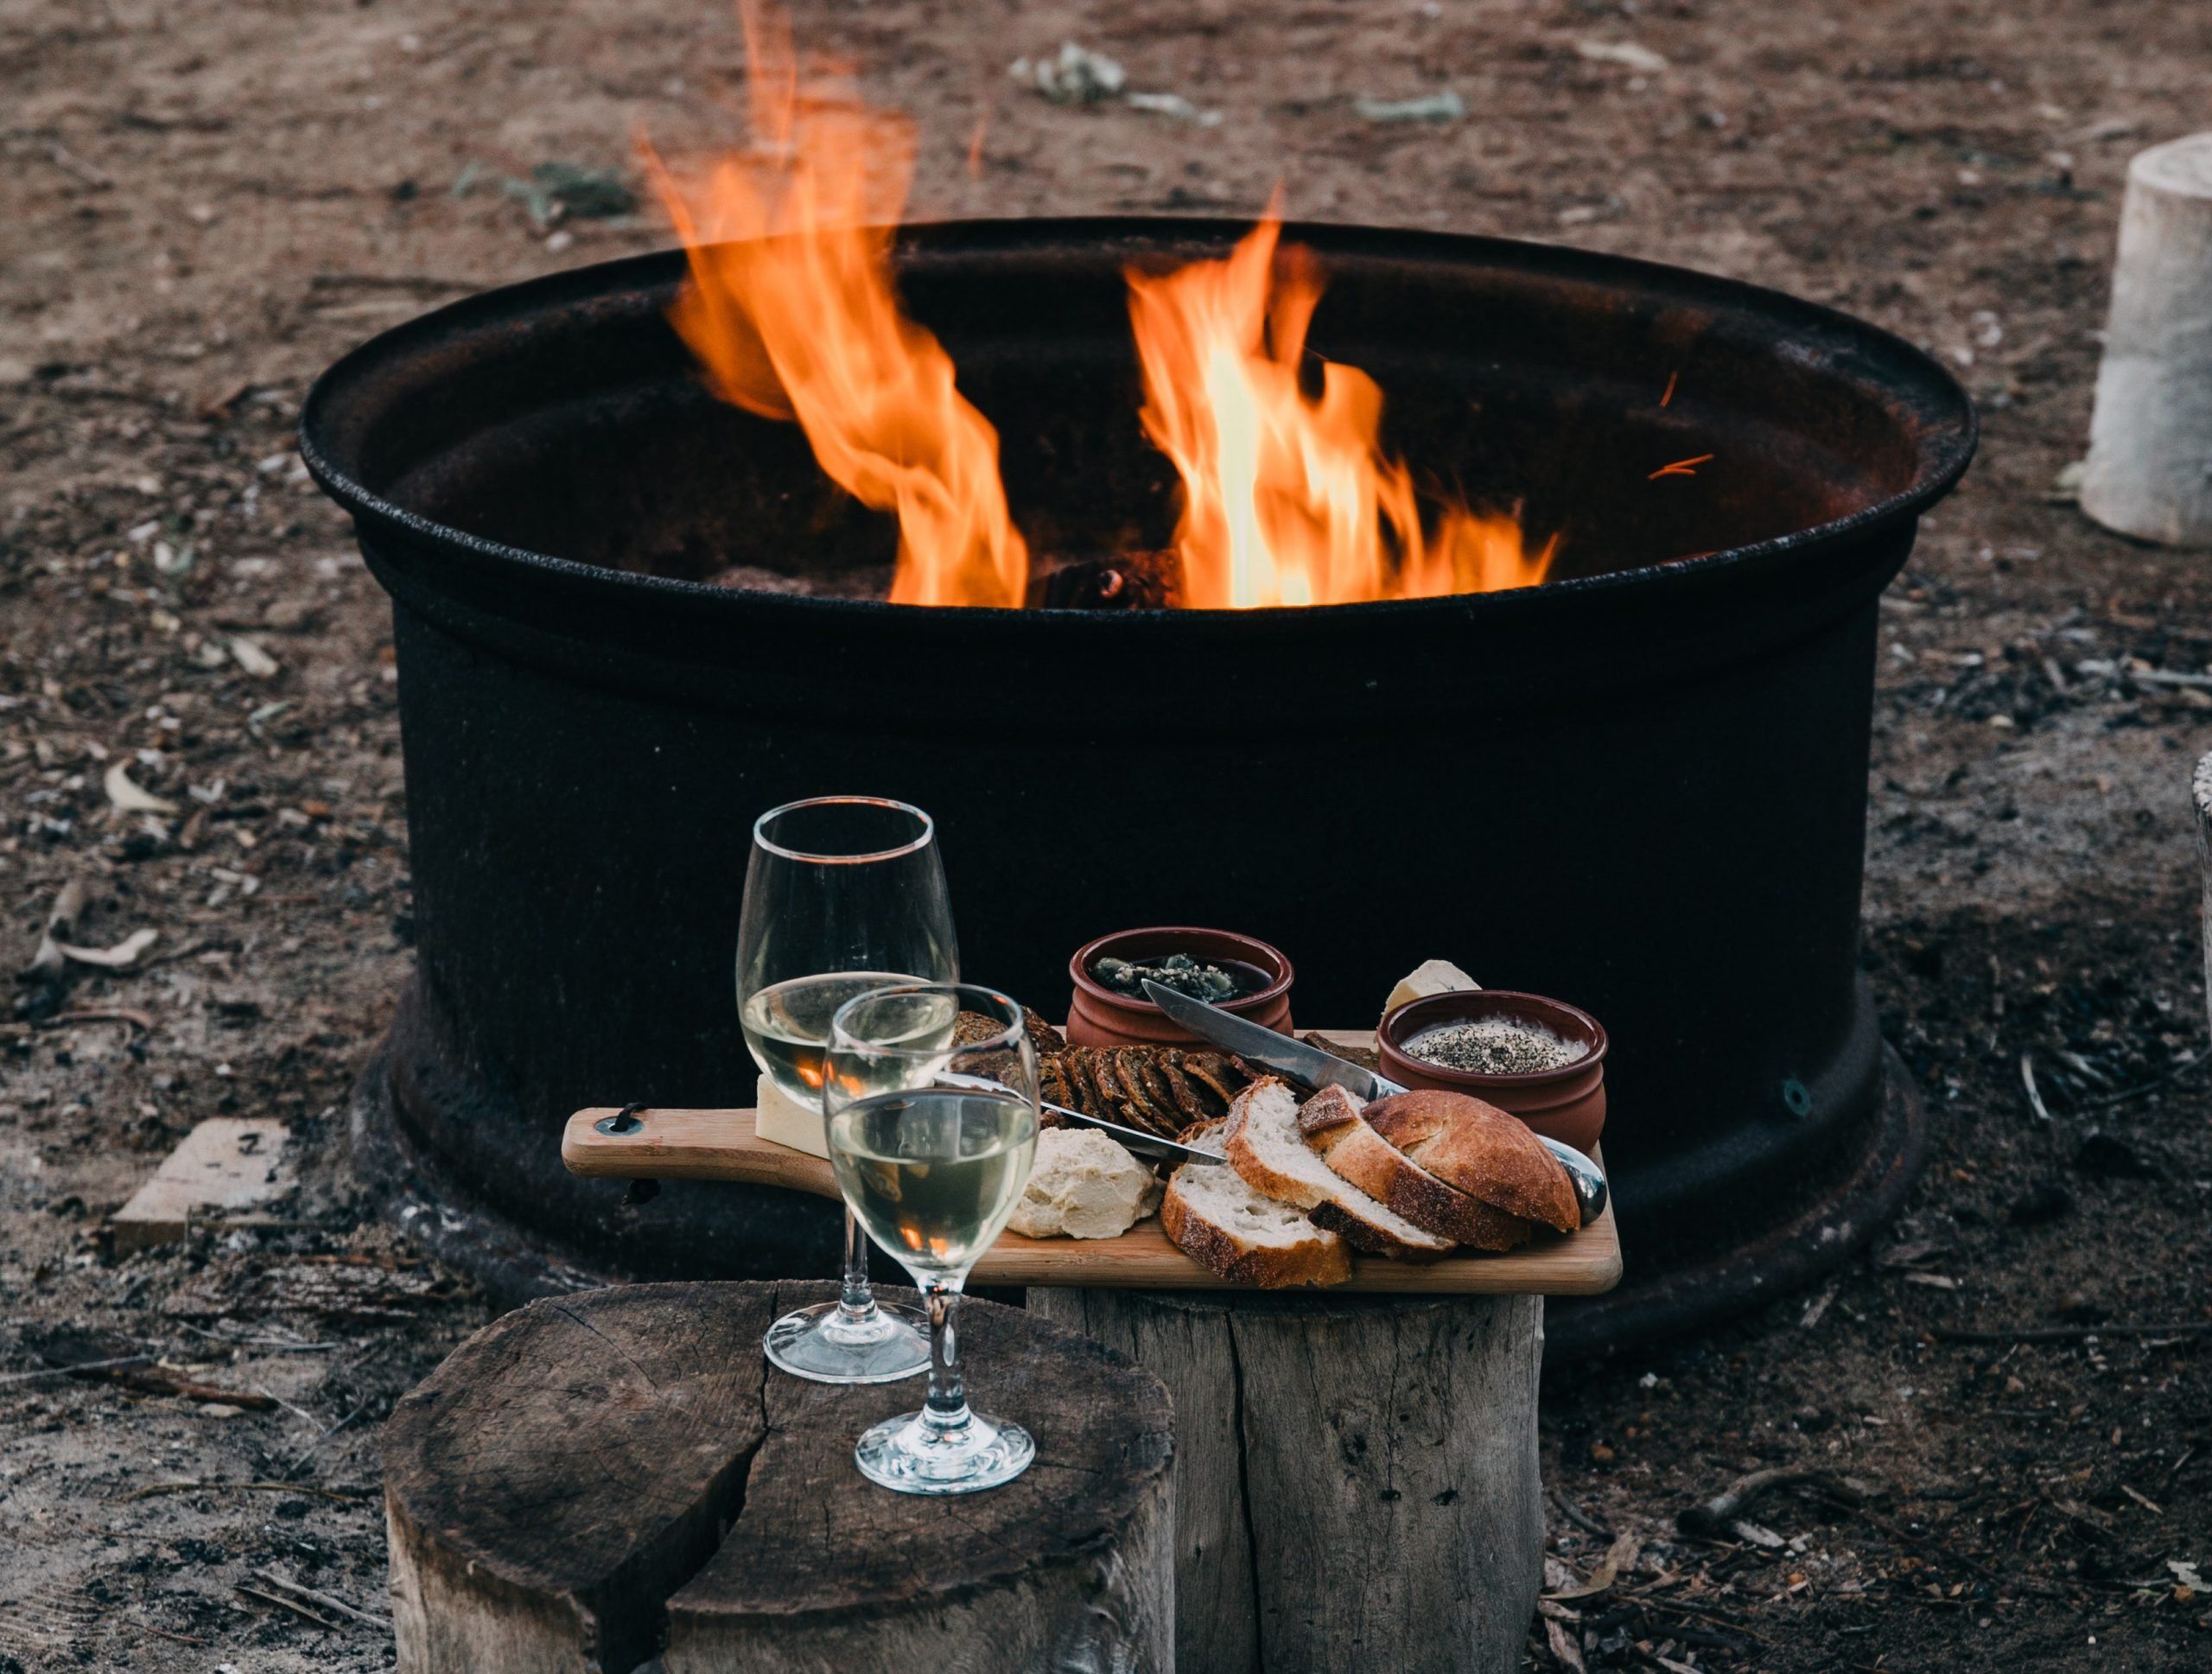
[1127,212,1554,608]
[642,2,1028,608]
[649,3,1554,610]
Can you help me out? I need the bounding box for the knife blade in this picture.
[1141,980,1403,1100]
[1141,979,1609,1225]
[1043,1101,1226,1168]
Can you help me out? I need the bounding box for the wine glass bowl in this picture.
[738,797,957,1385]
[826,984,1041,1494]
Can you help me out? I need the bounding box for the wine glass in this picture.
[738,796,957,1384]
[824,983,1039,1494]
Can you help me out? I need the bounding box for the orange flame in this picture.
[1126,213,1554,608]
[643,2,1028,607]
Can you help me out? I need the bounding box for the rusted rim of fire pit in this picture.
[299,215,1977,639]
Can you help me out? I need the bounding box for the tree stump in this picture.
[384,1281,1173,1674]
[2082,132,2212,546]
[1030,1287,1543,1674]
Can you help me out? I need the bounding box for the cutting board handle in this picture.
[562,1108,842,1200]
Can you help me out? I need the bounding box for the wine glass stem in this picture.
[838,1207,878,1322]
[921,1281,969,1430]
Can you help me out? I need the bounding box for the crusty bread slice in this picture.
[1363,1089,1580,1234]
[1225,1079,1453,1262]
[1161,1135,1351,1289]
[1297,1085,1533,1252]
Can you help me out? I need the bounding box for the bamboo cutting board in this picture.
[563,1027,1621,1295]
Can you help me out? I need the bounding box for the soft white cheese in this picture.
[1382,958,1481,1020]
[1008,1127,1162,1239]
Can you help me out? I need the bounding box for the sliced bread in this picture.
[1161,1146,1351,1289]
[1363,1089,1580,1234]
[1297,1085,1534,1251]
[1225,1079,1454,1262]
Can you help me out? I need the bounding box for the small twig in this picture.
[0,1353,153,1386]
[2075,1053,2206,1109]
[41,1006,156,1034]
[1932,1322,2212,1346]
[1552,1491,1616,1540]
[117,1478,373,1504]
[1676,1467,1831,1540]
[234,1582,345,1632]
[139,1623,210,1647]
[283,1400,370,1476]
[247,1569,391,1631]
[2020,1050,2052,1123]
[2161,1446,2196,1495]
[255,1386,323,1431]
[48,143,114,188]
[176,1322,340,1353]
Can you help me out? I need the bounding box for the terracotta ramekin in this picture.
[1377,990,1608,1155]
[1066,926,1294,1048]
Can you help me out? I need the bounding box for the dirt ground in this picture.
[5,0,2211,1668]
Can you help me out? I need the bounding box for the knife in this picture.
[1141,980,1608,1225]
[934,1070,1225,1168]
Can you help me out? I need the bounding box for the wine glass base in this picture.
[854,1408,1035,1495]
[763,1300,931,1384]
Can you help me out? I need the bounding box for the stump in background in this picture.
[384,1282,1173,1674]
[1032,1286,1544,1674]
[2082,132,2212,546]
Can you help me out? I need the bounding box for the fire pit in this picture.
[301,214,1972,1354]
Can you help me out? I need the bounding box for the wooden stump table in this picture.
[1030,1287,1544,1674]
[383,1281,1173,1674]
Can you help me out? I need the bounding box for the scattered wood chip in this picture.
[25,875,87,975]
[228,635,280,678]
[54,927,158,970]
[1576,38,1669,73]
[104,761,178,814]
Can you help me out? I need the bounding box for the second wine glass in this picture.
[737,796,957,1384]
[825,984,1039,1493]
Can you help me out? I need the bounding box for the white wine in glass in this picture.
[737,796,957,1386]
[830,1090,1038,1276]
[741,971,927,1110]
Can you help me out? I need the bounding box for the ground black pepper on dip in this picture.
[1090,952,1252,1003]
[1405,1018,1585,1076]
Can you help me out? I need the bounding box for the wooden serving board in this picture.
[562,1030,1622,1296]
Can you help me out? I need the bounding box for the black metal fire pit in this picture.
[301,217,1973,1355]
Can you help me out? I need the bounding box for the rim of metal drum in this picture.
[299,215,1978,645]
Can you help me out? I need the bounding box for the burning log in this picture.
[1027,548,1183,609]
[2082,133,2212,545]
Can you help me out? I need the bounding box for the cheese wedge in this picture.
[1382,958,1481,1021]
[753,1074,830,1159]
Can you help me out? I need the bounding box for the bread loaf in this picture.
[1224,1079,1452,1261]
[1161,1123,1351,1289]
[1363,1089,1580,1234]
[1296,1085,1534,1251]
